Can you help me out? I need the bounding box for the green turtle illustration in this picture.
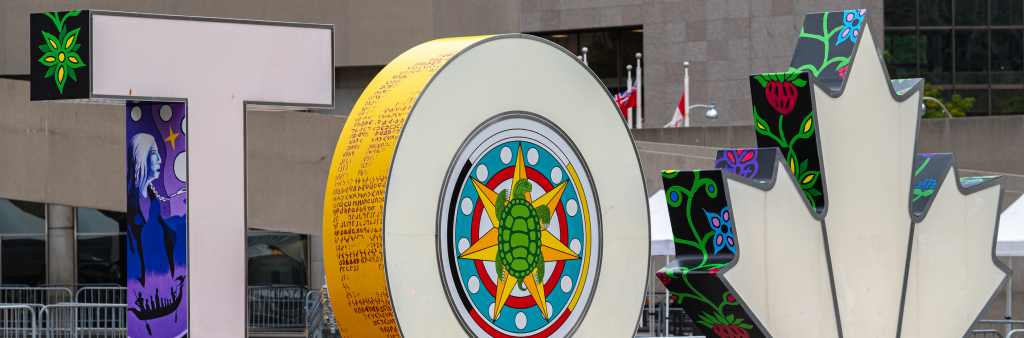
[495,179,553,291]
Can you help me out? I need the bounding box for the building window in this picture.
[885,0,1024,116]
[247,231,308,287]
[0,199,46,286]
[531,27,644,95]
[76,208,128,286]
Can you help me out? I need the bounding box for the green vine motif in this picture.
[659,170,753,331]
[788,12,850,77]
[753,107,822,208]
[37,11,85,94]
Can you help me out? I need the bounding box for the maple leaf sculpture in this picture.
[658,10,1010,338]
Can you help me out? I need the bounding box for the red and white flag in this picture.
[666,91,686,127]
[613,81,638,118]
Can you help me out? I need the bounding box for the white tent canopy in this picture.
[997,195,1024,256]
[649,190,675,256]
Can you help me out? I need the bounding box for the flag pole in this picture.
[626,65,633,129]
[684,61,690,127]
[636,53,643,129]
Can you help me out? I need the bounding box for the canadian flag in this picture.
[665,91,686,127]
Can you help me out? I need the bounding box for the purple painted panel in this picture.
[126,102,187,338]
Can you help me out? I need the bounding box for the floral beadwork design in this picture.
[37,11,85,94]
[715,149,759,179]
[836,9,866,45]
[705,207,735,254]
[913,178,937,202]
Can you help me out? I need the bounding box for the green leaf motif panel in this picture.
[31,10,90,101]
[750,71,825,212]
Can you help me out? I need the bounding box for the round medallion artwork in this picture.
[439,114,600,338]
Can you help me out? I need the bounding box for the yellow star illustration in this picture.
[164,127,180,151]
[459,144,580,321]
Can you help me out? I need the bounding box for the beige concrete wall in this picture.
[245,110,346,236]
[0,78,349,238]
[0,78,124,211]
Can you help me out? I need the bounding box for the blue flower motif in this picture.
[704,206,735,254]
[836,9,866,45]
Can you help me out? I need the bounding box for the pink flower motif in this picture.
[710,267,722,276]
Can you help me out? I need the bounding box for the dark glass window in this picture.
[76,208,128,286]
[992,0,1024,25]
[991,29,1024,84]
[993,89,1024,114]
[579,31,620,89]
[77,235,127,286]
[2,237,46,286]
[956,0,989,26]
[886,31,919,78]
[885,0,918,27]
[920,30,954,84]
[957,89,990,115]
[921,0,954,26]
[247,232,308,287]
[0,199,45,234]
[955,30,990,84]
[533,27,643,94]
[78,208,127,233]
[0,199,45,286]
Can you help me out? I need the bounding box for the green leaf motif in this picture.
[792,78,808,87]
[799,171,820,189]
[754,75,769,88]
[739,323,754,329]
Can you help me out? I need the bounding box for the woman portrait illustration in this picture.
[126,103,188,338]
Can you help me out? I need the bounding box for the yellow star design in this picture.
[459,144,580,321]
[164,127,180,151]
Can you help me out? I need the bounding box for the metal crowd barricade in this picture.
[247,286,308,329]
[0,304,37,338]
[0,287,73,305]
[973,320,1024,338]
[37,303,126,338]
[637,295,664,337]
[306,288,341,338]
[74,288,126,304]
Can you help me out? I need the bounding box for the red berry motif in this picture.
[838,65,848,79]
[713,324,750,338]
[727,294,736,302]
[710,267,722,276]
[765,81,798,115]
[656,271,672,285]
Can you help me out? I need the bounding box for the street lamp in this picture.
[678,61,718,126]
[693,102,717,121]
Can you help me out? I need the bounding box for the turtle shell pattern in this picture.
[497,191,543,283]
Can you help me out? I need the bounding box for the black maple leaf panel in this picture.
[789,10,864,92]
[658,170,766,338]
[749,72,825,212]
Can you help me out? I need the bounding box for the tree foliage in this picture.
[922,83,973,118]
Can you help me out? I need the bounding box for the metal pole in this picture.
[664,255,670,337]
[581,47,588,66]
[626,65,633,129]
[647,257,652,335]
[636,53,643,129]
[683,62,690,127]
